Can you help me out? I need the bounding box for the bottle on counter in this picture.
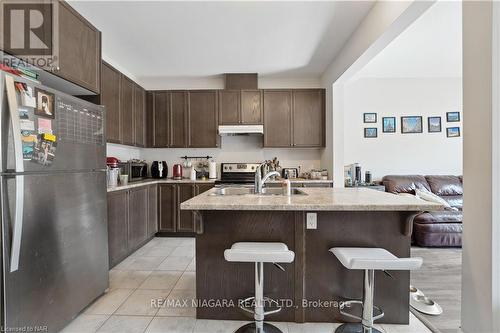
[282,179,291,196]
[365,171,372,184]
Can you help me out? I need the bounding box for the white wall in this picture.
[320,1,434,186]
[140,136,322,177]
[107,143,141,161]
[462,2,500,332]
[343,77,462,180]
[107,137,321,178]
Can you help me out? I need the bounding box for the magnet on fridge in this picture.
[31,134,57,166]
[22,142,34,160]
[37,118,52,134]
[18,84,36,108]
[19,107,29,119]
[42,133,56,142]
[20,119,35,131]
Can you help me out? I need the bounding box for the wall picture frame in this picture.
[401,116,423,134]
[447,127,461,137]
[382,117,396,133]
[446,112,460,122]
[364,128,377,138]
[363,113,377,123]
[427,116,442,133]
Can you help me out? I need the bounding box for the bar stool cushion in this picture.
[330,247,422,271]
[224,242,295,263]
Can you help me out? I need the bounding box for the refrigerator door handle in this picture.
[5,75,25,272]
[4,75,24,173]
[9,175,23,272]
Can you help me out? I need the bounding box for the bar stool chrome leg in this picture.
[235,262,283,333]
[335,269,383,333]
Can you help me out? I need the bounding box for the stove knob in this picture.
[229,166,232,170]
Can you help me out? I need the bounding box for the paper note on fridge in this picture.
[20,119,35,131]
[37,118,52,134]
[21,86,36,108]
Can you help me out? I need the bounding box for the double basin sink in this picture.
[209,186,307,196]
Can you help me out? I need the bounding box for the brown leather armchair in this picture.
[382,175,463,247]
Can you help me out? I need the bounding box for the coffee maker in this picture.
[151,161,168,179]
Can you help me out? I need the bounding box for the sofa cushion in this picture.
[442,195,463,210]
[382,175,431,194]
[415,189,451,209]
[413,211,463,224]
[425,175,463,196]
[413,222,462,247]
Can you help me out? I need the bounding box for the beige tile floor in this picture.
[61,237,431,333]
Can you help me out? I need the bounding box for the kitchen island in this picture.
[180,187,442,324]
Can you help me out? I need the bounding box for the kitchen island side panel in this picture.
[195,210,412,324]
[305,211,411,324]
[195,210,296,321]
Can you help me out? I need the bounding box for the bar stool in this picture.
[224,242,295,333]
[330,247,422,333]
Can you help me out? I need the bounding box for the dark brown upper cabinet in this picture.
[120,76,135,146]
[292,89,325,147]
[219,90,262,125]
[241,90,263,124]
[218,90,240,124]
[151,92,170,148]
[2,1,101,93]
[263,90,292,147]
[264,89,325,148]
[146,91,188,148]
[188,91,219,148]
[170,91,188,148]
[101,61,147,147]
[134,84,146,147]
[101,62,121,144]
[57,2,101,93]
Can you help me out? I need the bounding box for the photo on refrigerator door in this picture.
[34,88,55,119]
[31,135,57,166]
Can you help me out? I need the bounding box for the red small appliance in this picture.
[173,164,183,180]
[106,157,120,168]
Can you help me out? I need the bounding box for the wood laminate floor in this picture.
[410,247,462,333]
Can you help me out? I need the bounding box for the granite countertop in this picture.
[107,178,216,192]
[268,179,333,184]
[180,187,443,211]
[107,178,334,193]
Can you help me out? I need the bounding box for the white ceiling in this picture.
[354,1,462,79]
[68,1,374,81]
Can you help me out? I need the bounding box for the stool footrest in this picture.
[340,300,384,321]
[238,296,283,318]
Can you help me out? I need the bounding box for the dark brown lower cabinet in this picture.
[158,184,176,232]
[158,183,213,233]
[107,185,158,268]
[177,184,196,232]
[107,190,129,268]
[148,185,158,236]
[128,187,149,250]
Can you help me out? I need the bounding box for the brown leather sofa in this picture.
[382,175,463,247]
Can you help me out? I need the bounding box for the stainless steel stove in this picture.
[215,163,260,185]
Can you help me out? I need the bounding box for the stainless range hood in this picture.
[218,125,264,136]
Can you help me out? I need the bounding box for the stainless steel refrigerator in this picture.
[0,71,108,332]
